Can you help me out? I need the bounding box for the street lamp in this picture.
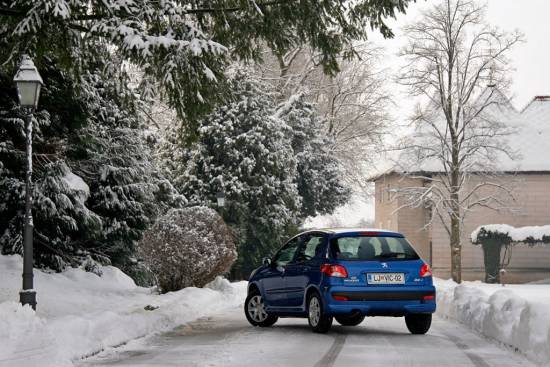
[216,191,226,209]
[14,55,43,310]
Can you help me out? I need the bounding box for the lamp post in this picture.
[13,55,43,310]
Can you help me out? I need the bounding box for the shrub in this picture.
[138,207,237,292]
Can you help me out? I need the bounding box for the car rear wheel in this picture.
[335,314,365,326]
[244,290,278,327]
[307,292,332,333]
[405,313,432,334]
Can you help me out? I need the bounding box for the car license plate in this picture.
[367,273,405,284]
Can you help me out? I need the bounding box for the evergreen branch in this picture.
[183,0,293,14]
[0,7,24,16]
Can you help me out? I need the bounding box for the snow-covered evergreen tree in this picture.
[1,0,411,134]
[163,71,300,277]
[71,72,185,272]
[161,71,350,277]
[0,60,97,270]
[0,59,183,277]
[275,94,351,218]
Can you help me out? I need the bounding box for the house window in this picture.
[386,184,391,201]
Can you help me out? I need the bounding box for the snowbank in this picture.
[436,279,550,366]
[0,255,247,367]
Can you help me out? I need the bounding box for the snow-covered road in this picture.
[78,307,535,367]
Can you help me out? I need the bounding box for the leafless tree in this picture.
[255,44,392,195]
[395,0,523,282]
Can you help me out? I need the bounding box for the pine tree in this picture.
[275,94,351,218]
[164,71,301,277]
[0,59,183,277]
[162,71,350,277]
[1,0,411,134]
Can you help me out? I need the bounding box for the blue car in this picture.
[244,228,436,333]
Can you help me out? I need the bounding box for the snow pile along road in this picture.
[436,279,550,366]
[0,255,247,367]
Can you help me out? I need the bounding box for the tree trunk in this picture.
[450,144,462,283]
[450,212,461,283]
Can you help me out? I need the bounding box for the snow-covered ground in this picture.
[0,255,247,367]
[80,307,535,367]
[436,278,550,366]
[2,253,549,367]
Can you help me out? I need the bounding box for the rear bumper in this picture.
[324,286,436,316]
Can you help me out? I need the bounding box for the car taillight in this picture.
[423,295,435,301]
[332,295,349,301]
[420,263,432,277]
[320,264,348,278]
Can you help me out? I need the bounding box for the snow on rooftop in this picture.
[381,89,550,175]
[511,96,550,171]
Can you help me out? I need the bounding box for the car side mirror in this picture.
[262,257,272,266]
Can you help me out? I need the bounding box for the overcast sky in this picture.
[373,0,550,110]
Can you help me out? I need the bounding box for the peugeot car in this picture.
[244,228,436,333]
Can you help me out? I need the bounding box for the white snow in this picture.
[471,224,550,243]
[435,278,550,366]
[62,172,90,201]
[388,92,550,175]
[0,255,247,367]
[512,97,550,171]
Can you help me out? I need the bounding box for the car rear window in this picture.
[330,235,420,261]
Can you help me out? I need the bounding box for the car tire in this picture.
[335,314,365,326]
[307,292,333,333]
[405,313,432,334]
[244,289,278,327]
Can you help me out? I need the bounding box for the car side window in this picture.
[272,237,301,267]
[295,235,324,262]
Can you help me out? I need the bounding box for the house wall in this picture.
[430,173,550,282]
[374,175,431,263]
[374,174,400,232]
[375,173,550,283]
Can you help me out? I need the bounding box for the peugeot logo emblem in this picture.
[381,262,388,268]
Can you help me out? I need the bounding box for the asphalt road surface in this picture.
[78,307,535,367]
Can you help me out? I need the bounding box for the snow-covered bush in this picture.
[138,207,237,292]
[471,224,550,283]
[471,224,550,245]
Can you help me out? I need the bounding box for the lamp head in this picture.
[216,191,225,208]
[13,55,43,109]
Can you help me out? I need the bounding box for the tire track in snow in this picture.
[443,331,492,367]
[313,330,347,367]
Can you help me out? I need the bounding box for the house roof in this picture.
[375,89,550,178]
[512,96,550,171]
